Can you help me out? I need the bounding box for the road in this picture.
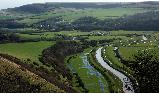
[95,47,135,93]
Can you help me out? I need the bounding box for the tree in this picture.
[129,50,159,93]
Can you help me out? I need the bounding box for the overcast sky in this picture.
[0,0,158,10]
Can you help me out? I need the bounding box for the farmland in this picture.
[67,53,109,93]
[18,7,148,25]
[0,41,53,63]
[1,2,159,93]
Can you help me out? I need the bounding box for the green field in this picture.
[19,31,90,40]
[67,48,109,93]
[19,32,56,40]
[1,2,159,93]
[103,46,123,68]
[18,7,147,25]
[87,35,128,40]
[0,41,54,63]
[0,15,12,20]
[119,45,159,61]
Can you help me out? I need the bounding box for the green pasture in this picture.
[103,46,123,68]
[19,32,56,40]
[0,15,12,20]
[119,45,159,61]
[67,48,109,93]
[18,31,90,40]
[0,41,54,63]
[87,35,128,40]
[18,7,147,25]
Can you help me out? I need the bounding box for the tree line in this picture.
[115,49,159,93]
[33,11,159,31]
[1,11,159,32]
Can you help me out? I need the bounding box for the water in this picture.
[67,54,107,93]
[96,47,135,93]
[81,54,105,93]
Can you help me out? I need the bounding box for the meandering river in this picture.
[96,47,135,93]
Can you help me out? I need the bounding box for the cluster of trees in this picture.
[33,17,73,31]
[2,10,159,32]
[40,40,85,80]
[0,31,20,43]
[0,19,26,29]
[0,53,77,93]
[34,11,159,31]
[74,11,159,31]
[1,40,108,92]
[72,16,100,31]
[106,11,159,31]
[123,50,159,93]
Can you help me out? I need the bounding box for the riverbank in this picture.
[96,47,135,93]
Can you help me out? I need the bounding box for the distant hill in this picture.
[5,1,159,14]
[6,3,56,14]
[5,3,123,14]
[32,10,159,31]
[125,1,159,9]
[142,1,159,5]
[1,1,159,31]
[103,11,159,31]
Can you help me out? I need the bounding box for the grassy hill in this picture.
[0,41,53,64]
[0,57,65,93]
[1,2,153,25]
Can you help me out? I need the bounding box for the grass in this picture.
[18,7,147,25]
[19,32,56,40]
[0,60,64,93]
[89,48,123,93]
[0,15,12,20]
[82,8,147,19]
[103,46,123,68]
[87,35,128,40]
[119,45,158,61]
[56,31,90,36]
[109,30,146,35]
[0,41,54,63]
[67,48,109,93]
[102,46,134,78]
[19,31,90,40]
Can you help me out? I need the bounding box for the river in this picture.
[96,47,135,93]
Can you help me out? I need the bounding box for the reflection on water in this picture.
[96,47,135,93]
[81,54,105,92]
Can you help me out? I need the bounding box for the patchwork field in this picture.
[1,2,159,93]
[18,7,148,25]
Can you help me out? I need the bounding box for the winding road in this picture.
[96,47,135,93]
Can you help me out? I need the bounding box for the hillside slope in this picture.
[0,56,65,93]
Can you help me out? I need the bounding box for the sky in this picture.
[0,0,159,10]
